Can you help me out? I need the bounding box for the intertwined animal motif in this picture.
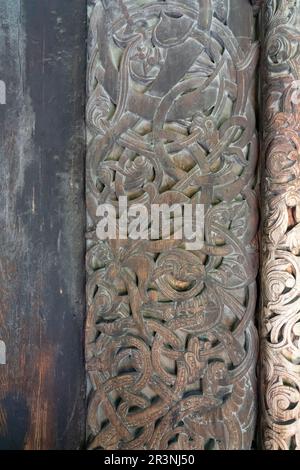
[86,0,259,450]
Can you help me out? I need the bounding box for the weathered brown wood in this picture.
[0,1,86,449]
[86,0,259,450]
[260,0,300,450]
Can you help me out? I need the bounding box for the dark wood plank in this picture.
[0,0,86,449]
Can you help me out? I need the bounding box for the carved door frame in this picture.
[1,0,300,451]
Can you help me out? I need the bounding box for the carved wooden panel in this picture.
[260,0,300,450]
[86,0,259,450]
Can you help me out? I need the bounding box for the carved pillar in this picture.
[86,0,259,450]
[260,0,300,450]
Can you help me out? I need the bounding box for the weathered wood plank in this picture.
[0,0,86,449]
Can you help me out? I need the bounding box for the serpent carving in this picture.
[86,0,259,450]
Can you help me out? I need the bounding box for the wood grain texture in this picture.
[86,0,259,450]
[0,0,86,449]
[260,0,300,450]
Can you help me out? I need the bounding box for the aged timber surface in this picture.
[0,1,86,449]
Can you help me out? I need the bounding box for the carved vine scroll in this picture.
[86,0,259,450]
[260,0,300,450]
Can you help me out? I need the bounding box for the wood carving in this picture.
[86,0,259,450]
[260,0,300,450]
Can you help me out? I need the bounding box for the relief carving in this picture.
[260,0,300,450]
[86,0,259,450]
